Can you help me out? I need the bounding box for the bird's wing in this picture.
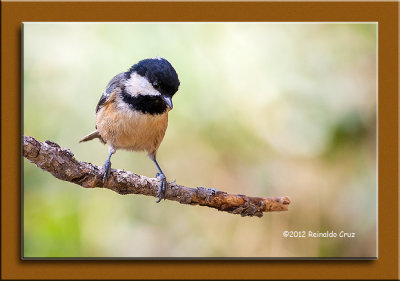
[95,72,126,113]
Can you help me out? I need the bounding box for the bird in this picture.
[79,57,180,202]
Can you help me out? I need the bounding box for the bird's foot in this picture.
[156,172,167,203]
[102,159,112,184]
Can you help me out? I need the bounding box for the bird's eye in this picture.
[153,82,160,89]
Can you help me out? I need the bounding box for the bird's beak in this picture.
[162,96,173,109]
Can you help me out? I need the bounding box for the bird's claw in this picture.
[156,173,167,203]
[102,159,111,184]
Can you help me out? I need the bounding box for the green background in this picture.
[23,23,377,258]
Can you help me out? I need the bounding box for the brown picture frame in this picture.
[2,1,398,279]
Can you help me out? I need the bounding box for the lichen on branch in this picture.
[23,135,291,217]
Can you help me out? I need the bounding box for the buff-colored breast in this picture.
[96,101,168,156]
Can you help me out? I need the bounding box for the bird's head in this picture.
[124,57,180,110]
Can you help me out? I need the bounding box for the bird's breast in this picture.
[96,100,169,154]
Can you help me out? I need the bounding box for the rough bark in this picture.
[23,135,291,217]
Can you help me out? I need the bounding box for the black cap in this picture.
[129,57,180,97]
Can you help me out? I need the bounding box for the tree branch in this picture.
[23,135,290,217]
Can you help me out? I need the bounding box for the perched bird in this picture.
[80,57,180,202]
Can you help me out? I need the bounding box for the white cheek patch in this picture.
[124,72,160,97]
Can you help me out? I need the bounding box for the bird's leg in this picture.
[150,155,167,203]
[102,146,115,184]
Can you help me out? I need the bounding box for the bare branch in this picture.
[23,135,291,217]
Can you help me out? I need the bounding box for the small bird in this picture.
[79,57,180,202]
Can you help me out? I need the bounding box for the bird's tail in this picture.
[79,130,103,143]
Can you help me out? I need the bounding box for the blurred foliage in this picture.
[23,23,377,258]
